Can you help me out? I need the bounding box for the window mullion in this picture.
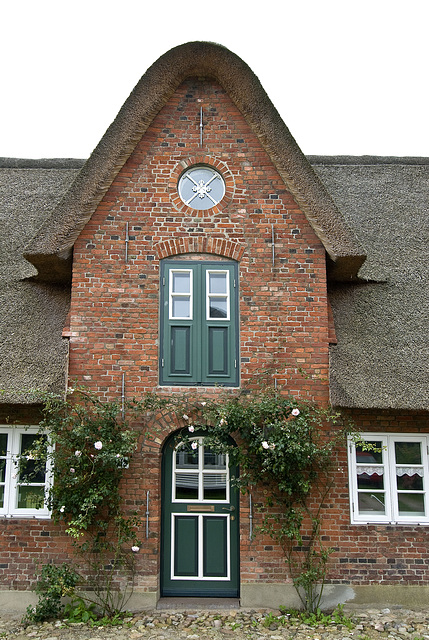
[195,266,202,384]
[198,439,204,502]
[386,437,396,522]
[1,433,12,515]
[10,430,20,514]
[423,437,429,519]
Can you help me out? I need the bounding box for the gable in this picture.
[74,77,324,256]
[23,42,365,284]
[62,76,334,397]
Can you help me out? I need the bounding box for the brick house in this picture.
[0,42,428,610]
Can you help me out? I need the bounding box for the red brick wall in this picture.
[0,520,74,589]
[324,409,429,586]
[68,78,329,404]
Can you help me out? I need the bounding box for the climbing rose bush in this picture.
[170,387,351,612]
[34,389,140,543]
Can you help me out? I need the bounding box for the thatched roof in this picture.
[309,156,429,410]
[23,41,365,284]
[0,159,83,405]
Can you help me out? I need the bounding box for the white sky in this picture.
[1,0,428,159]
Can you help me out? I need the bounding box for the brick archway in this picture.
[154,237,245,261]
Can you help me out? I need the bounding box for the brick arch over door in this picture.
[154,238,246,261]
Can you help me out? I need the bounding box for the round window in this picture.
[178,165,225,210]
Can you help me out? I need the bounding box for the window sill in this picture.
[0,514,51,520]
[351,519,429,526]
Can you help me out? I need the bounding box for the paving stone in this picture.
[2,607,429,640]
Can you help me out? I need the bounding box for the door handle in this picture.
[221,505,235,512]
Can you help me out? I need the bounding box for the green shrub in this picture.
[22,563,79,624]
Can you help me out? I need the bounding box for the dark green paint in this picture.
[203,516,227,577]
[161,431,239,597]
[160,261,238,386]
[174,516,199,576]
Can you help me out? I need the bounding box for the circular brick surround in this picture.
[168,155,235,214]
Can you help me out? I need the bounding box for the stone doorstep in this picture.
[156,597,241,610]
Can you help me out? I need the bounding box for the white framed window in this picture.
[169,269,193,320]
[173,438,229,503]
[348,434,429,525]
[206,270,230,321]
[0,427,53,518]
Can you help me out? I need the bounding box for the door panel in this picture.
[174,516,198,577]
[161,432,239,597]
[170,326,191,375]
[207,326,229,375]
[203,516,228,577]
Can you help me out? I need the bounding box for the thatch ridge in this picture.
[308,155,429,166]
[0,158,86,169]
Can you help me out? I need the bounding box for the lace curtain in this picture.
[357,466,424,477]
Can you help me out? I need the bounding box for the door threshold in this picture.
[157,597,240,610]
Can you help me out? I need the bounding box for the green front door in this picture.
[161,433,239,597]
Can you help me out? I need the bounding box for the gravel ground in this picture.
[1,607,429,640]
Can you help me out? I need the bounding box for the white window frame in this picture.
[172,438,230,504]
[169,269,193,320]
[206,269,230,321]
[0,426,53,518]
[348,433,429,525]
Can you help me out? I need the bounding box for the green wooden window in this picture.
[160,261,239,386]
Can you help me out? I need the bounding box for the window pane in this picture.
[204,448,226,469]
[175,473,199,500]
[398,493,425,516]
[356,441,383,464]
[21,433,46,454]
[17,485,45,509]
[172,296,190,318]
[357,471,384,490]
[203,474,226,501]
[19,434,47,483]
[358,492,385,514]
[0,486,3,508]
[0,434,7,457]
[176,448,198,468]
[172,272,191,293]
[209,272,227,294]
[209,298,227,318]
[0,459,5,483]
[19,460,46,484]
[395,441,422,465]
[396,467,423,491]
